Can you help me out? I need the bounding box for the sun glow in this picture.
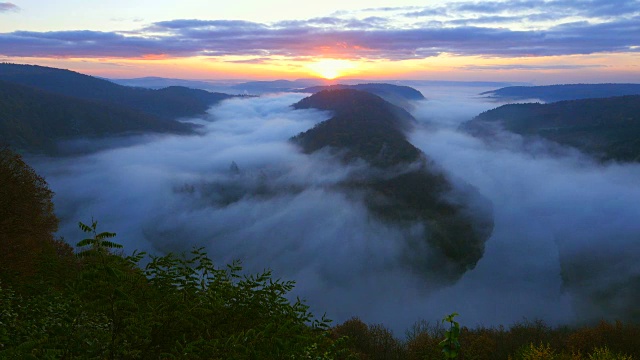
[306,59,356,79]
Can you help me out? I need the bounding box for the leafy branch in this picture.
[439,312,461,359]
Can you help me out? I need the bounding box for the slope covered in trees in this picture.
[0,80,193,154]
[462,95,640,162]
[0,63,234,120]
[481,83,640,102]
[292,89,494,281]
[293,88,418,167]
[0,146,66,288]
[298,83,426,109]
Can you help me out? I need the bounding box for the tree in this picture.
[332,317,405,359]
[0,146,59,287]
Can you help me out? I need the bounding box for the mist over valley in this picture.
[15,73,639,333]
[3,1,640,356]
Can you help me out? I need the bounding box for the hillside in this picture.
[109,76,225,91]
[292,89,494,281]
[481,83,640,102]
[293,88,418,167]
[298,83,426,108]
[0,63,234,120]
[462,95,640,162]
[0,80,192,154]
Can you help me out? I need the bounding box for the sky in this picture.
[1,0,639,83]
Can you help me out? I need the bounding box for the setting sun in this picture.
[306,59,356,79]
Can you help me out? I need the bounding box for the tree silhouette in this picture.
[0,146,58,286]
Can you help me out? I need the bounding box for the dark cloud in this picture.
[273,16,390,30]
[0,2,19,12]
[0,1,638,60]
[447,15,529,25]
[453,0,540,14]
[447,0,640,18]
[405,1,640,22]
[0,31,183,58]
[542,16,640,55]
[549,0,640,17]
[149,19,267,31]
[404,8,450,17]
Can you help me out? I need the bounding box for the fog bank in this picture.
[30,86,640,333]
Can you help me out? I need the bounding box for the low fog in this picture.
[29,86,640,334]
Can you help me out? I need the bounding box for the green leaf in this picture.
[97,231,117,239]
[76,238,95,247]
[78,221,93,233]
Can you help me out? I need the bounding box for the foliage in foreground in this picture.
[0,221,349,359]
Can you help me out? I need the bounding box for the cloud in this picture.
[148,19,267,31]
[222,57,275,64]
[2,20,638,60]
[0,2,19,12]
[448,15,542,26]
[110,17,144,23]
[0,30,178,58]
[0,1,638,60]
[405,8,450,17]
[404,1,640,27]
[461,64,608,71]
[452,0,540,14]
[446,0,640,18]
[274,16,391,30]
[549,0,640,17]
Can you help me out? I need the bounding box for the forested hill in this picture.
[0,80,192,154]
[463,95,640,162]
[298,83,425,109]
[292,88,418,167]
[0,63,234,120]
[292,89,494,281]
[481,83,640,102]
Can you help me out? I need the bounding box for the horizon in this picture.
[1,0,639,84]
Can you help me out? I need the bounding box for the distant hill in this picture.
[230,79,327,94]
[109,77,224,91]
[400,80,530,88]
[297,83,426,109]
[0,80,192,154]
[462,95,640,162]
[292,89,494,281]
[481,84,640,102]
[0,63,234,120]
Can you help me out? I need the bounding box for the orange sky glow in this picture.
[8,52,638,85]
[1,0,639,84]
